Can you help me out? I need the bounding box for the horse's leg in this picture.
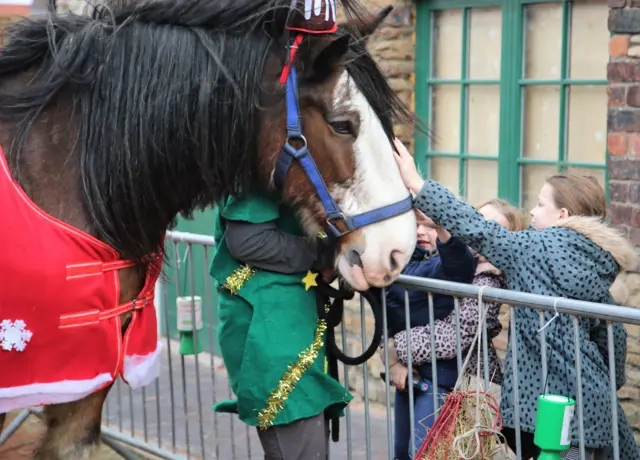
[0,412,5,434]
[35,385,111,460]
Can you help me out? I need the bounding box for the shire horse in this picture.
[0,0,417,457]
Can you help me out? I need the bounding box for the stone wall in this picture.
[607,0,640,442]
[363,0,415,145]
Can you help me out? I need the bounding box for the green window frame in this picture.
[414,0,609,207]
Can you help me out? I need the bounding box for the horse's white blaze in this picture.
[331,71,417,289]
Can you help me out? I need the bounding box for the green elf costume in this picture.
[210,191,352,457]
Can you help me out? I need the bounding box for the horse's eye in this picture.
[329,120,353,136]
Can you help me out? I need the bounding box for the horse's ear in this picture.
[340,5,393,39]
[305,35,351,82]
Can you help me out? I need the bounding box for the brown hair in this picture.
[476,198,529,232]
[545,175,607,222]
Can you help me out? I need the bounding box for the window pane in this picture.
[521,165,558,211]
[524,3,563,79]
[468,85,500,155]
[522,86,560,160]
[468,7,502,79]
[430,157,460,197]
[564,167,605,189]
[433,10,462,79]
[567,85,607,164]
[466,160,498,206]
[569,0,608,79]
[431,85,461,153]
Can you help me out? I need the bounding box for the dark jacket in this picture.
[385,237,476,388]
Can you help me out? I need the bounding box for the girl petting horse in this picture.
[393,138,639,460]
[0,0,416,457]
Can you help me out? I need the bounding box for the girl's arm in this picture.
[413,180,530,277]
[416,212,476,284]
[392,138,537,277]
[226,220,319,274]
[393,274,504,365]
[435,236,477,284]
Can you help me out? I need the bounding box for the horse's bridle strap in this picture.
[275,51,414,238]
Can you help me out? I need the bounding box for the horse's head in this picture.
[257,7,417,290]
[0,0,416,287]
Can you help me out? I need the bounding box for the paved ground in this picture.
[0,412,123,459]
[100,339,395,459]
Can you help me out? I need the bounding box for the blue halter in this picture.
[274,50,414,239]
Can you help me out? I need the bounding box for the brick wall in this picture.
[607,0,640,442]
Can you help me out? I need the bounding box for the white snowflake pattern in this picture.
[0,319,33,352]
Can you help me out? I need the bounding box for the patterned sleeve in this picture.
[393,274,504,365]
[413,180,540,281]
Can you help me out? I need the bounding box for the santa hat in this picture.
[286,0,338,34]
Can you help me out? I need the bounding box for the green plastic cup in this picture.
[534,394,575,460]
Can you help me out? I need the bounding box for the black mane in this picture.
[0,0,412,261]
[344,35,413,141]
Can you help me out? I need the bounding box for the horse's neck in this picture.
[0,116,147,303]
[0,113,89,234]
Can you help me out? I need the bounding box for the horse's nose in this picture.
[389,249,403,272]
[347,247,364,268]
[383,249,405,283]
[340,243,407,289]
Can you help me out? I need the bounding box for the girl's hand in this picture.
[417,209,452,242]
[390,362,409,390]
[415,210,439,229]
[379,339,399,368]
[393,138,424,194]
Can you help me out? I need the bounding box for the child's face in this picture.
[479,204,510,230]
[416,223,437,250]
[529,183,566,230]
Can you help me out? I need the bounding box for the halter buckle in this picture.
[325,213,347,238]
[131,297,148,311]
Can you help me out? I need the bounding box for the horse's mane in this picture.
[344,37,412,141]
[0,0,412,261]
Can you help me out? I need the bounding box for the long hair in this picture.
[0,0,410,260]
[545,175,607,223]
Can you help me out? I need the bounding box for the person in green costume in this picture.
[210,191,353,459]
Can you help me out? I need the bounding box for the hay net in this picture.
[415,286,506,460]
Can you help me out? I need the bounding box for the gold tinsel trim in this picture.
[257,317,328,430]
[222,264,256,295]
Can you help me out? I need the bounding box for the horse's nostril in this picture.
[347,249,364,268]
[389,250,402,272]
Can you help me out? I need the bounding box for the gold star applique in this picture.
[302,271,318,291]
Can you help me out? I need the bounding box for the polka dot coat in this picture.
[414,180,639,459]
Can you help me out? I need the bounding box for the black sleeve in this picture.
[225,220,318,274]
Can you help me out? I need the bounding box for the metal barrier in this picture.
[1,230,639,460]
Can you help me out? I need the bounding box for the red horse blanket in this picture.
[0,146,163,413]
